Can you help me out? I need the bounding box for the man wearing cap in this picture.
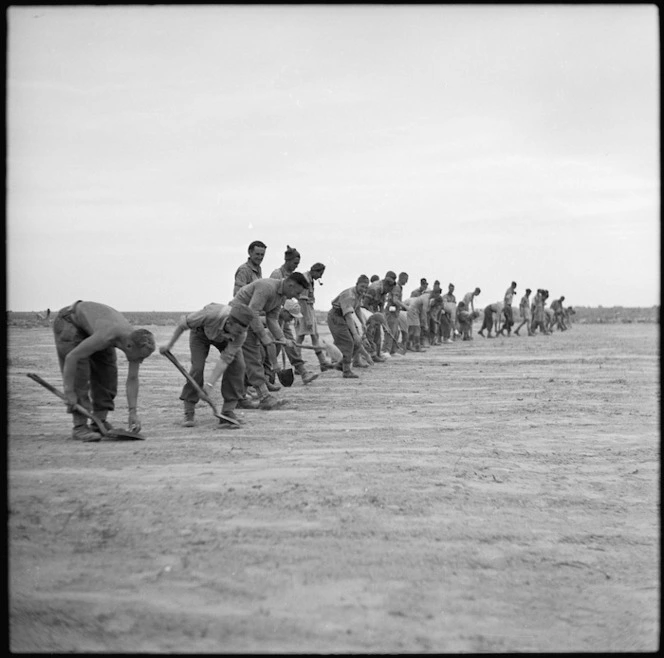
[269,245,319,385]
[295,262,332,371]
[384,271,409,355]
[275,299,307,368]
[410,278,429,298]
[231,272,313,409]
[327,275,371,379]
[270,244,301,280]
[361,271,397,362]
[52,301,156,442]
[514,288,534,336]
[234,240,267,295]
[159,302,254,429]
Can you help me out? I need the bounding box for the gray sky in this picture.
[7,4,660,312]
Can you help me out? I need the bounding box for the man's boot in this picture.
[72,423,101,442]
[342,363,359,379]
[183,401,196,427]
[296,364,319,385]
[90,410,113,435]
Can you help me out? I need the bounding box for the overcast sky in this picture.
[6,4,659,312]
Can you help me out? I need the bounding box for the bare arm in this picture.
[159,321,188,354]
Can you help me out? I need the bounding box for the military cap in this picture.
[228,303,255,327]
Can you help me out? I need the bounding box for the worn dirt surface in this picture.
[7,322,660,653]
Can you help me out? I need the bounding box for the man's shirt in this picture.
[232,278,288,338]
[363,280,389,312]
[270,265,292,280]
[178,303,246,364]
[233,260,262,296]
[331,287,363,317]
[442,292,456,304]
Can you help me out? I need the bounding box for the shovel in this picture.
[161,350,240,426]
[274,339,326,387]
[383,327,408,355]
[277,347,295,387]
[27,373,146,440]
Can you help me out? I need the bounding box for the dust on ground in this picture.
[7,323,660,652]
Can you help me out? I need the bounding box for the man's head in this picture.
[125,328,156,361]
[398,272,409,285]
[526,288,532,295]
[429,294,444,311]
[474,287,481,295]
[560,296,565,302]
[368,312,388,329]
[248,241,267,267]
[283,272,309,298]
[384,271,397,288]
[284,245,301,268]
[310,262,326,280]
[511,281,517,290]
[448,283,455,293]
[370,274,380,283]
[226,303,255,337]
[420,277,428,288]
[385,270,397,282]
[356,274,370,295]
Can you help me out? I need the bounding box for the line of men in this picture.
[51,241,568,440]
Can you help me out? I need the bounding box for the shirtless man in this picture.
[52,301,155,441]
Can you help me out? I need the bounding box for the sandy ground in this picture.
[7,322,660,653]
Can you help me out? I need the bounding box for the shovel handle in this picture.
[162,350,240,426]
[26,372,109,435]
[274,340,321,352]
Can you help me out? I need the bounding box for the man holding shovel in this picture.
[295,262,333,371]
[159,302,255,429]
[327,274,371,379]
[384,271,409,356]
[269,245,321,384]
[52,301,156,441]
[231,272,313,409]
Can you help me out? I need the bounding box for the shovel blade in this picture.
[106,429,146,440]
[277,368,295,387]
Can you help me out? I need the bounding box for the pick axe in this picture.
[161,350,240,426]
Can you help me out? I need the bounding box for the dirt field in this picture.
[7,322,660,653]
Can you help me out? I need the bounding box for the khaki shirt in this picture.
[232,278,288,341]
[178,303,246,364]
[331,287,363,316]
[233,260,262,296]
[442,292,456,304]
[363,280,388,312]
[270,265,292,280]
